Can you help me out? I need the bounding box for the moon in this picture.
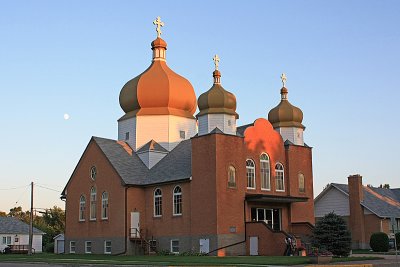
[64,113,70,120]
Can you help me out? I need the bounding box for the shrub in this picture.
[370,232,389,252]
[395,232,400,249]
[312,212,351,256]
[44,241,54,253]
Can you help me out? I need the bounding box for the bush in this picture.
[44,241,54,253]
[312,212,351,256]
[396,232,400,249]
[370,232,389,252]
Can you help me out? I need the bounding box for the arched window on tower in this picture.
[173,186,182,215]
[90,187,96,220]
[298,173,305,193]
[260,153,271,190]
[101,191,109,219]
[154,188,162,217]
[246,159,255,189]
[275,163,285,192]
[79,195,86,221]
[228,166,236,188]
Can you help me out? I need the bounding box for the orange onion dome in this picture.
[268,86,305,129]
[119,37,197,118]
[197,69,239,118]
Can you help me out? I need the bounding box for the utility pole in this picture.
[28,181,33,255]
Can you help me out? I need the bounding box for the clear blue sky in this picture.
[1,1,399,212]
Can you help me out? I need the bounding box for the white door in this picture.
[199,239,209,254]
[130,212,140,238]
[250,236,258,256]
[57,240,64,254]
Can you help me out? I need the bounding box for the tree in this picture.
[33,206,65,252]
[0,211,6,217]
[312,212,352,256]
[8,206,30,223]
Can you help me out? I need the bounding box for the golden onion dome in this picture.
[197,69,238,118]
[268,86,305,129]
[119,37,197,119]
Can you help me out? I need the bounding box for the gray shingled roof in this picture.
[236,123,253,137]
[0,217,44,235]
[331,183,400,218]
[137,140,168,153]
[93,137,191,186]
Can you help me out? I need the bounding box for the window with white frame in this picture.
[70,241,76,253]
[173,186,182,215]
[85,241,92,254]
[101,191,109,219]
[228,165,236,188]
[246,159,255,189]
[104,240,111,254]
[260,153,271,190]
[298,173,305,193]
[79,195,86,221]
[275,163,285,191]
[170,239,179,254]
[2,236,11,245]
[154,188,162,217]
[90,187,96,220]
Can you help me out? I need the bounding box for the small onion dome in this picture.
[119,37,197,119]
[197,70,239,118]
[268,86,305,129]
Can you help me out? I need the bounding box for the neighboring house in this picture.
[315,174,400,249]
[53,234,65,254]
[0,217,44,252]
[61,18,315,256]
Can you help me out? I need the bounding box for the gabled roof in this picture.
[317,183,400,218]
[76,137,192,187]
[236,123,253,137]
[137,140,168,153]
[0,217,44,235]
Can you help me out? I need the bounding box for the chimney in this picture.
[348,174,366,249]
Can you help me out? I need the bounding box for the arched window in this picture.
[79,195,86,221]
[228,166,236,188]
[90,187,96,220]
[101,191,109,219]
[298,173,305,193]
[246,159,255,189]
[275,163,285,191]
[154,188,162,217]
[173,186,182,215]
[260,154,271,190]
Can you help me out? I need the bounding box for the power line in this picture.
[35,184,62,193]
[0,184,30,191]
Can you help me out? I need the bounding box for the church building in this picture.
[61,17,315,256]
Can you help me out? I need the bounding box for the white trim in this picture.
[104,240,111,254]
[79,195,86,221]
[85,241,92,254]
[170,239,179,254]
[173,186,182,216]
[101,191,109,220]
[154,188,162,217]
[69,241,76,254]
[246,159,256,189]
[275,162,285,192]
[260,153,271,191]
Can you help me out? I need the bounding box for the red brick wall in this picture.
[65,139,126,240]
[348,175,366,248]
[246,222,287,256]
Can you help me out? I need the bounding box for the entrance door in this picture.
[199,239,209,253]
[249,236,258,255]
[130,212,140,238]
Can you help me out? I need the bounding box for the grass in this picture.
[352,249,399,255]
[0,253,383,266]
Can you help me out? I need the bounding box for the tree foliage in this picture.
[6,206,65,252]
[312,212,352,257]
[370,232,389,252]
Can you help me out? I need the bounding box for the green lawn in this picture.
[0,253,382,266]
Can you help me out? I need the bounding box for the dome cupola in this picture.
[268,73,304,129]
[197,55,238,119]
[119,17,197,119]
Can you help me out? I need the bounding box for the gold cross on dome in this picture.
[213,54,220,70]
[281,73,287,87]
[153,16,164,38]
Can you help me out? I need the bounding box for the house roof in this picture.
[326,183,400,218]
[137,139,168,153]
[0,217,44,235]
[93,136,191,186]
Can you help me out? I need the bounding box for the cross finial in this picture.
[153,16,164,38]
[281,73,287,87]
[213,54,220,70]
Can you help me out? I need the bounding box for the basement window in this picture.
[170,239,179,254]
